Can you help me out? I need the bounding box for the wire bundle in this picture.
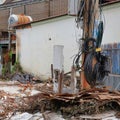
[73,0,109,87]
[73,37,110,87]
[84,51,110,87]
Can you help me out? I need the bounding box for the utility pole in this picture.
[81,0,99,89]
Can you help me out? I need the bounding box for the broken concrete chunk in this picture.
[11,73,33,84]
[9,112,44,120]
[43,111,65,120]
[29,112,43,120]
[102,117,119,120]
[10,112,33,120]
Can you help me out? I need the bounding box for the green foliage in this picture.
[2,66,7,76]
[2,60,23,77]
[2,63,11,78]
[11,61,23,73]
[9,51,12,60]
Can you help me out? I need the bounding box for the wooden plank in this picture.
[58,71,63,94]
[70,66,76,94]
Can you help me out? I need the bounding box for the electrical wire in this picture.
[74,0,109,87]
[73,37,110,87]
[84,51,110,87]
[73,38,96,70]
[96,21,103,48]
[76,0,85,28]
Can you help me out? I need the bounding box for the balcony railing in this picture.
[0,38,16,44]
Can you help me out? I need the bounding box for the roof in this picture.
[14,14,68,28]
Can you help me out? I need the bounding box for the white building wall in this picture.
[16,2,120,80]
[102,3,120,44]
[16,16,81,80]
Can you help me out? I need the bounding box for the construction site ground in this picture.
[0,73,120,120]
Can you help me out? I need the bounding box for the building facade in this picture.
[0,0,68,74]
[15,1,120,81]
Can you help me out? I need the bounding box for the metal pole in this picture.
[8,7,12,51]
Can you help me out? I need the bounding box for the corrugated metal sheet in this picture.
[118,43,120,74]
[102,43,120,90]
[112,43,119,74]
[104,75,120,90]
[103,43,120,75]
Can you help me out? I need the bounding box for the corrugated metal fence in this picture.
[104,75,120,90]
[102,43,120,90]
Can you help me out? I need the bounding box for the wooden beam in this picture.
[81,0,99,89]
[70,66,77,94]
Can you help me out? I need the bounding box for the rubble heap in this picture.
[0,73,119,119]
[0,78,120,120]
[29,88,120,118]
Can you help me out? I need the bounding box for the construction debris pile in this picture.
[0,74,120,120]
[31,88,120,118]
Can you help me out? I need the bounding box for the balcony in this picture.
[0,38,16,45]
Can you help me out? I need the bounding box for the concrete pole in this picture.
[53,45,64,94]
